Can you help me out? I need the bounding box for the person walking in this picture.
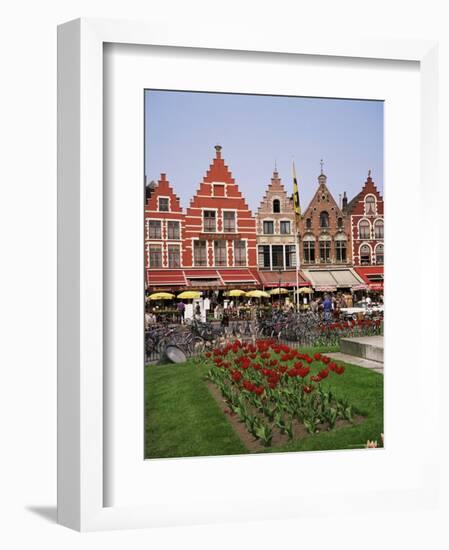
[177,300,185,324]
[322,293,333,323]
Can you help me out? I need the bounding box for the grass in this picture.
[144,344,383,459]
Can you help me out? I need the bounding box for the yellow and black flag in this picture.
[292,162,301,217]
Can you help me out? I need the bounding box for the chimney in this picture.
[215,144,222,159]
[342,191,348,211]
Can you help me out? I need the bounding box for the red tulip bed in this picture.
[205,339,358,449]
[312,318,383,347]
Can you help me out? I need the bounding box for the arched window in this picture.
[273,199,281,213]
[365,195,376,215]
[374,219,384,239]
[306,218,312,229]
[375,244,384,264]
[360,244,371,265]
[337,217,343,228]
[358,220,371,239]
[319,211,329,228]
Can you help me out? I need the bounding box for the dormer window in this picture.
[273,199,281,213]
[158,197,169,212]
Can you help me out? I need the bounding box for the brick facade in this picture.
[298,170,351,267]
[183,146,257,272]
[346,171,384,266]
[256,170,299,271]
[144,173,184,283]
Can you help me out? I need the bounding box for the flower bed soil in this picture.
[206,379,365,452]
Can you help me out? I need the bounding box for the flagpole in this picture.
[293,161,301,311]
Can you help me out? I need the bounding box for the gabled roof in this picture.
[302,172,344,218]
[145,173,183,213]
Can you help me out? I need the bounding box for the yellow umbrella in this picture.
[149,292,175,300]
[245,290,270,298]
[296,287,314,294]
[177,290,202,299]
[226,289,246,297]
[269,287,289,295]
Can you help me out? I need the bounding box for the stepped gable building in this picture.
[345,170,384,291]
[182,145,259,288]
[256,169,310,288]
[299,164,365,292]
[145,173,187,290]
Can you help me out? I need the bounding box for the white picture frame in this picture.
[57,17,441,531]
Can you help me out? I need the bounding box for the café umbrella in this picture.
[269,287,289,295]
[226,289,247,297]
[296,287,314,294]
[177,290,202,299]
[245,290,270,298]
[148,292,175,300]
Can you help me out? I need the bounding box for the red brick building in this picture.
[346,171,384,291]
[297,166,367,292]
[182,145,259,288]
[144,173,187,289]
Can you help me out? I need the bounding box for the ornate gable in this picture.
[347,171,384,216]
[145,173,183,213]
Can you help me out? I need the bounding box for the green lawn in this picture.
[144,346,383,459]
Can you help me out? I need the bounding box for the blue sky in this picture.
[145,90,383,212]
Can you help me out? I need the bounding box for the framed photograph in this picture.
[58,18,440,531]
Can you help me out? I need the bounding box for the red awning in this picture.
[218,269,259,284]
[354,266,384,291]
[146,270,186,286]
[258,270,311,287]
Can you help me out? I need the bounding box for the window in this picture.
[375,244,384,264]
[203,210,216,232]
[214,240,227,266]
[167,220,180,240]
[258,245,270,269]
[303,241,315,263]
[273,199,281,213]
[167,245,180,268]
[148,220,161,239]
[158,197,169,212]
[365,195,376,215]
[213,184,225,197]
[336,240,347,262]
[374,219,384,239]
[319,211,329,228]
[306,218,312,229]
[319,240,331,263]
[234,240,247,266]
[360,244,371,265]
[223,211,236,232]
[263,220,274,234]
[359,220,371,239]
[149,245,162,267]
[271,245,284,269]
[194,240,207,266]
[280,221,291,234]
[285,245,296,268]
[337,217,343,228]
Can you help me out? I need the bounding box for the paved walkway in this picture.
[323,351,384,374]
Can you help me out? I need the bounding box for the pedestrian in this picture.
[194,303,201,321]
[322,293,333,323]
[177,300,185,324]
